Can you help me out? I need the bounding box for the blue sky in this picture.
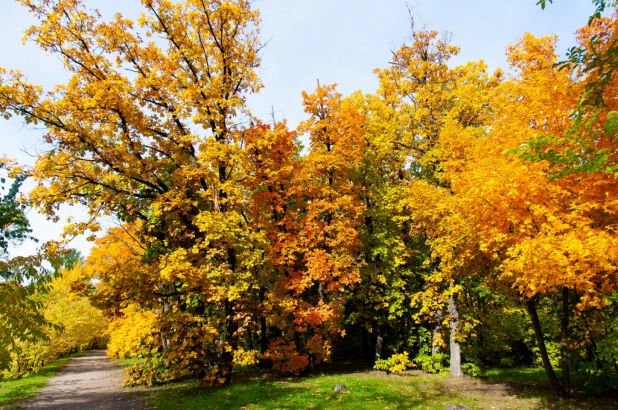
[0,0,597,257]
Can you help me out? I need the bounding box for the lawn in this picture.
[142,366,618,410]
[0,352,84,410]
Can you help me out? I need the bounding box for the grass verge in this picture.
[0,352,85,410]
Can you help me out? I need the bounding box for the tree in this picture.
[375,24,499,377]
[242,120,302,368]
[432,31,618,398]
[262,84,365,374]
[0,0,264,387]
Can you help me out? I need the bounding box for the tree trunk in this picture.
[431,259,443,358]
[375,326,384,361]
[214,297,238,387]
[525,298,564,398]
[259,287,268,354]
[449,293,463,377]
[432,309,443,357]
[160,299,170,351]
[561,287,570,399]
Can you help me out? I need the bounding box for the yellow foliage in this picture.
[43,265,109,357]
[106,304,158,359]
[3,263,108,380]
[233,347,260,366]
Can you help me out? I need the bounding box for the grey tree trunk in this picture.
[160,299,170,351]
[375,326,384,361]
[432,309,443,357]
[449,293,463,378]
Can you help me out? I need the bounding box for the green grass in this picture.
[141,366,618,410]
[147,371,475,410]
[112,356,145,367]
[0,352,84,410]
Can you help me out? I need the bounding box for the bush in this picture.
[462,362,482,377]
[123,355,168,387]
[374,352,413,374]
[106,305,159,359]
[2,342,50,380]
[414,353,448,374]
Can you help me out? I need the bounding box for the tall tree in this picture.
[0,0,263,386]
[375,25,498,377]
[431,31,618,398]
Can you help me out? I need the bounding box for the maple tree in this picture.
[427,28,618,398]
[0,0,265,386]
[260,85,365,373]
[241,120,302,370]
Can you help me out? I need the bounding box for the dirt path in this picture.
[21,350,144,410]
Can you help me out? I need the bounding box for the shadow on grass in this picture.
[230,361,372,385]
[477,368,618,410]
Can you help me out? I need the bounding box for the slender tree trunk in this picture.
[247,323,255,350]
[432,309,443,357]
[259,287,268,354]
[561,287,570,398]
[309,355,316,372]
[526,298,563,398]
[215,297,238,387]
[214,247,239,387]
[431,259,443,358]
[160,299,171,351]
[449,293,463,377]
[375,325,384,361]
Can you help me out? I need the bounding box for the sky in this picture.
[0,0,598,258]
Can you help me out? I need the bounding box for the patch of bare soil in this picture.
[21,350,144,410]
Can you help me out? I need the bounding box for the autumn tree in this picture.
[0,0,265,386]
[375,23,499,377]
[342,90,429,364]
[261,84,365,374]
[427,29,618,398]
[241,120,302,364]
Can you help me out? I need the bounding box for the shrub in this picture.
[106,305,158,360]
[123,355,168,387]
[414,352,448,374]
[461,362,482,377]
[374,352,414,374]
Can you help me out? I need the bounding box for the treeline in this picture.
[1,0,617,399]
